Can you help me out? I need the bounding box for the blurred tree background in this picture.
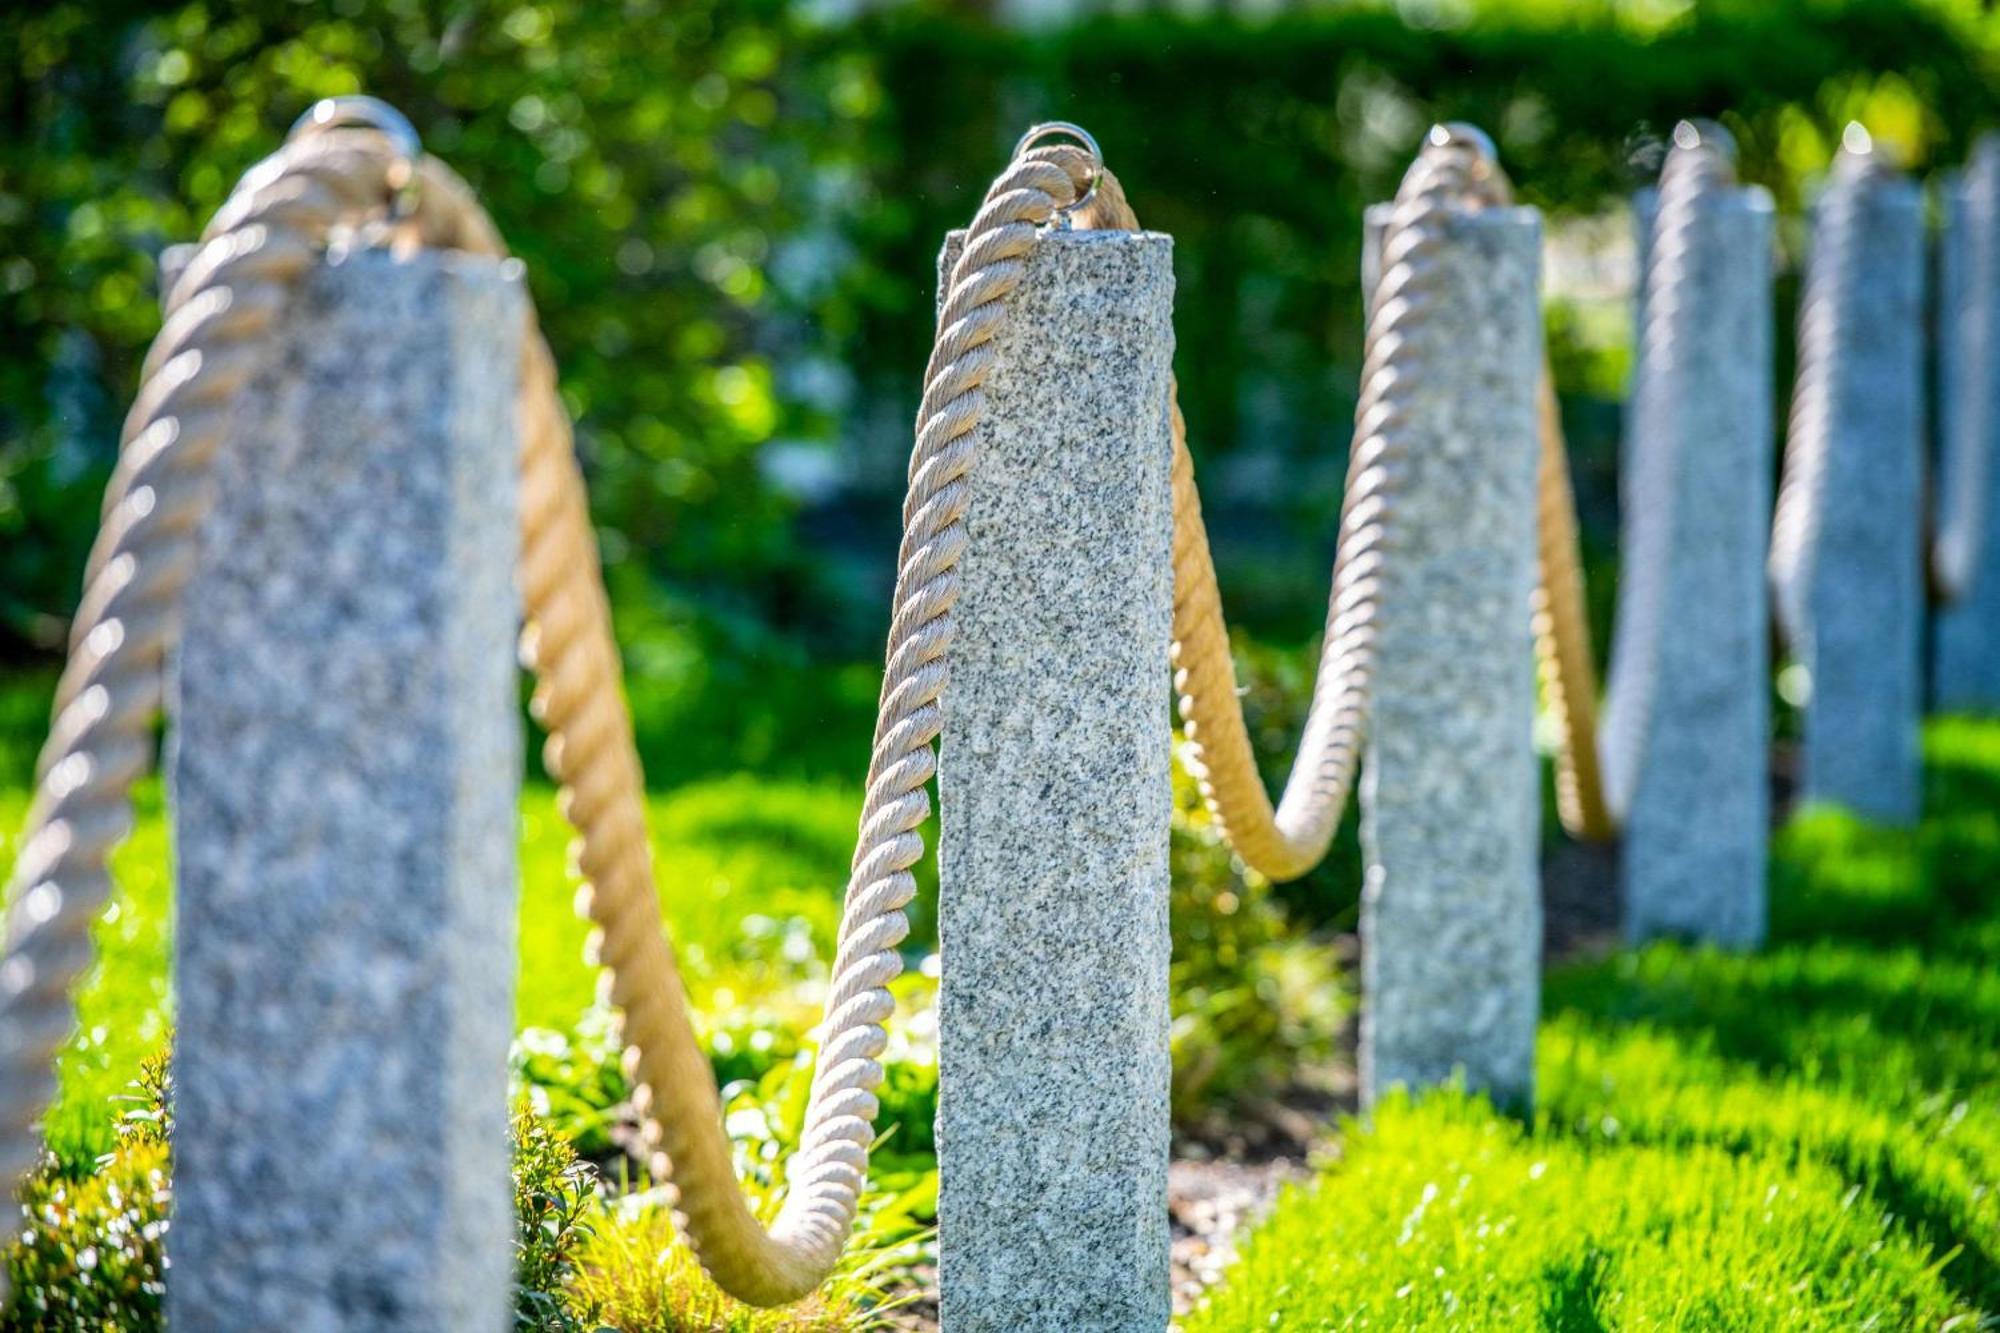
[3,0,1996,769]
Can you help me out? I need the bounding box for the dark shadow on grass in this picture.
[1537,723,2000,1310]
[1537,1249,1610,1333]
[1547,951,1999,1092]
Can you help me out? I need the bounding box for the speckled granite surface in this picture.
[935,226,1176,1333]
[1790,166,1925,825]
[1356,203,1544,1112]
[170,248,523,1330]
[1612,186,1774,949]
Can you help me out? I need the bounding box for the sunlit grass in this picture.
[568,1179,928,1333]
[1192,1091,1971,1330]
[1191,717,2000,1328]
[0,774,865,1167]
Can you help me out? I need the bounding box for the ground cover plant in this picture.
[3,1059,923,1331]
[1188,716,2000,1330]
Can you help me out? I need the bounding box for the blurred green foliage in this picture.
[3,1,1996,658]
[0,0,882,655]
[849,0,2000,637]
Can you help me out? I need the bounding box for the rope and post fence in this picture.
[932,149,1177,1328]
[1771,131,1927,827]
[1,92,1998,1328]
[1608,126,1775,949]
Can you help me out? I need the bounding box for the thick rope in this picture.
[1533,366,1615,839]
[1775,134,1969,644]
[0,111,1092,1309]
[1769,145,1875,646]
[1146,124,1626,869]
[1146,131,1504,878]
[594,145,1098,1304]
[1591,125,1741,826]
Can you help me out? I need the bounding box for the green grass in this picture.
[0,774,868,1166]
[1190,717,2000,1330]
[1,655,1343,1167]
[23,673,1993,1325]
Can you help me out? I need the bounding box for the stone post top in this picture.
[317,239,528,286]
[936,226,1177,322]
[1817,158,1922,208]
[1633,182,1775,213]
[939,227,1174,271]
[1363,199,1543,228]
[1970,131,2000,176]
[162,237,525,320]
[1712,183,1776,215]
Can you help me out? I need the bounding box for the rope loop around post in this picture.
[0,102,1094,1312]
[1158,121,1628,871]
[288,95,423,222]
[0,98,1832,1314]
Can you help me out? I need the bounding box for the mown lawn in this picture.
[1189,716,2000,1330]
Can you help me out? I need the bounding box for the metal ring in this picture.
[1012,121,1103,228]
[1833,121,1900,180]
[1013,120,1103,166]
[289,95,423,217]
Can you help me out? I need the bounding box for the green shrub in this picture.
[512,1104,601,1333]
[3,1060,616,1330]
[1169,765,1349,1129]
[2,1055,171,1332]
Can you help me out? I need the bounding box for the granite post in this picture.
[169,248,524,1329]
[1936,136,2000,709]
[935,228,1175,1332]
[1606,178,1774,947]
[1356,202,1544,1111]
[1776,142,1925,824]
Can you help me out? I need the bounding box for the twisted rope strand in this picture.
[0,130,409,1230]
[1770,145,1880,646]
[1138,139,1488,879]
[1145,125,1625,870]
[1533,367,1616,839]
[0,114,1091,1312]
[1595,127,1740,823]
